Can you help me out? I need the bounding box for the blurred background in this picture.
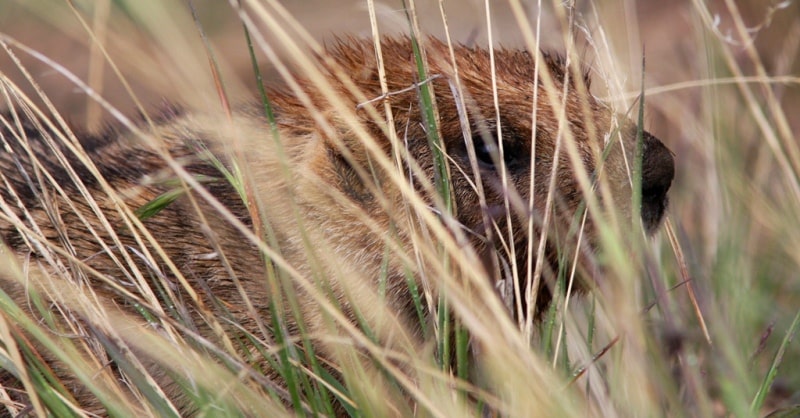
[3,1,797,128]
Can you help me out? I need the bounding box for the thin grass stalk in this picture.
[751,308,800,413]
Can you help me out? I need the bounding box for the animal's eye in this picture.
[474,138,496,167]
[472,134,526,171]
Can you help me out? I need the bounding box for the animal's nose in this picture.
[640,131,675,233]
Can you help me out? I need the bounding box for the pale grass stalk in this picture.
[604,75,800,101]
[691,0,800,203]
[85,0,110,131]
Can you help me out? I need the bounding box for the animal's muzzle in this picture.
[640,131,675,234]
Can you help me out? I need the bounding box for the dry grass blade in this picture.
[664,217,711,345]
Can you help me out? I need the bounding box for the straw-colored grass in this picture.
[0,0,798,417]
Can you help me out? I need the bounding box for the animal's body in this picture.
[0,37,674,415]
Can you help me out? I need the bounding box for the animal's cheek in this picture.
[597,152,634,220]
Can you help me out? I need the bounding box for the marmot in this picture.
[0,37,674,415]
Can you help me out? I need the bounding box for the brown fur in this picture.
[0,37,674,415]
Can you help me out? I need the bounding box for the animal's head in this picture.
[271,37,674,314]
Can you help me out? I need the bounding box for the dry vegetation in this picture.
[0,0,799,417]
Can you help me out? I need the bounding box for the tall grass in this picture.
[0,0,798,417]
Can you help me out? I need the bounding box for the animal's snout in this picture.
[640,131,675,233]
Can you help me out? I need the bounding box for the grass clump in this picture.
[0,0,798,417]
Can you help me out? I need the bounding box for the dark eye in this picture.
[474,138,496,167]
[472,134,526,171]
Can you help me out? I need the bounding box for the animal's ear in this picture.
[327,144,376,206]
[311,132,381,208]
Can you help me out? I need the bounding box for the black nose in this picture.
[640,131,675,233]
